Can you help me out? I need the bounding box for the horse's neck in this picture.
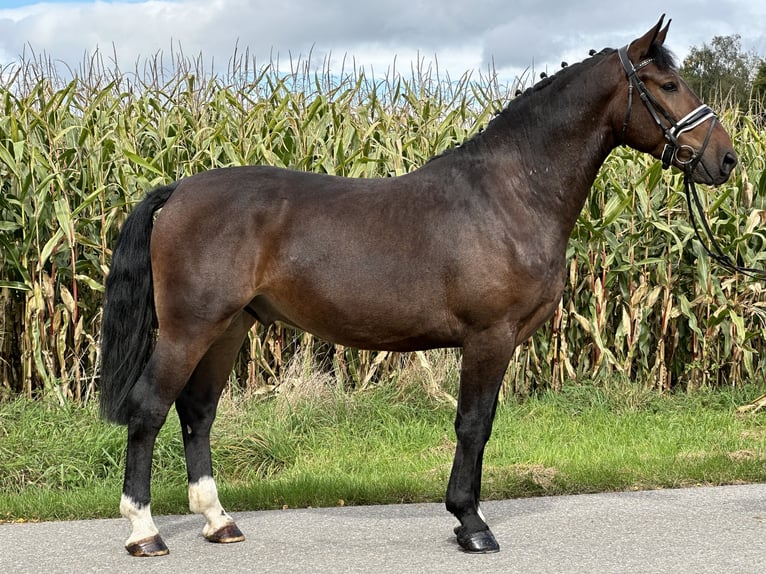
[481,82,619,234]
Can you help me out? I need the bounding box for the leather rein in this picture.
[618,44,764,279]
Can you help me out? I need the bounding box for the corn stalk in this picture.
[1,50,764,403]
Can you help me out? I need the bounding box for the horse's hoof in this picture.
[455,526,500,553]
[205,522,245,544]
[125,535,169,557]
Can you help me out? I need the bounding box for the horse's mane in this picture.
[510,41,676,107]
[430,41,676,161]
[504,41,676,114]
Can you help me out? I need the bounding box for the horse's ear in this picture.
[656,19,671,45]
[628,15,667,61]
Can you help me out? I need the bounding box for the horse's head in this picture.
[615,16,737,185]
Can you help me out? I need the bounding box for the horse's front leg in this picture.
[446,326,515,553]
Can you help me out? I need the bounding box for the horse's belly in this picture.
[250,286,460,352]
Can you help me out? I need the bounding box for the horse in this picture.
[99,16,737,557]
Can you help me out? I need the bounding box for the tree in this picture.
[680,34,761,108]
[752,61,766,110]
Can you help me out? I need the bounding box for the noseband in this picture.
[618,44,764,279]
[618,44,717,171]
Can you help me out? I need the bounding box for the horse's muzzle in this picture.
[720,151,738,180]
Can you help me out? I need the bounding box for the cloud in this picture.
[0,0,763,82]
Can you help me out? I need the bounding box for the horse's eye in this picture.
[662,82,678,92]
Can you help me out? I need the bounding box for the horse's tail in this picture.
[99,184,177,425]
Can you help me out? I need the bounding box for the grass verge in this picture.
[2,380,766,523]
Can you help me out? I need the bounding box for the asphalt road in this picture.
[2,483,765,573]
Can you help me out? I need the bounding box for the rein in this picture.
[618,44,765,279]
[683,169,766,279]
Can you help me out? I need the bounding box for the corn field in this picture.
[1,50,765,404]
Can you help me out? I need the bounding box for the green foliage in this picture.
[753,61,766,108]
[3,383,766,521]
[1,50,765,403]
[680,34,763,108]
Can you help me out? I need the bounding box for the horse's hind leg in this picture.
[176,311,255,544]
[119,339,204,556]
[120,320,235,556]
[119,370,173,557]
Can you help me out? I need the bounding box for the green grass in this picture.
[2,380,766,523]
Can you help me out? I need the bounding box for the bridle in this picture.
[618,44,717,171]
[618,44,764,279]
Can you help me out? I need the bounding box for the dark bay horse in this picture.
[100,16,737,556]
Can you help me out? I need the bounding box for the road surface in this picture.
[2,483,765,573]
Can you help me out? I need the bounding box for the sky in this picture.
[0,0,764,84]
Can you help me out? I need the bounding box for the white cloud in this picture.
[0,0,763,83]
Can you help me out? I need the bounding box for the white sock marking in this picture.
[188,476,234,537]
[120,494,159,545]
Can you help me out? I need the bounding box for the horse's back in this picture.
[149,166,462,348]
[149,164,562,350]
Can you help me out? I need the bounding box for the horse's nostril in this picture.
[722,151,738,176]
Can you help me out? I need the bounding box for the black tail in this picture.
[99,184,177,425]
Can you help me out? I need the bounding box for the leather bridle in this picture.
[618,44,764,279]
[618,43,717,171]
